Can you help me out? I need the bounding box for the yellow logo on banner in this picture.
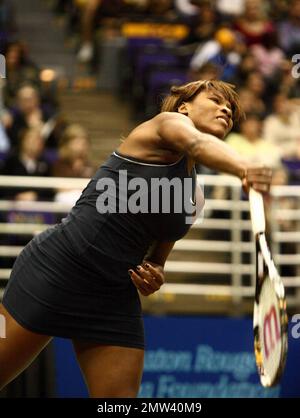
[122,22,188,40]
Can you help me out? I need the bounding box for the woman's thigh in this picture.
[0,303,52,390]
[72,340,144,398]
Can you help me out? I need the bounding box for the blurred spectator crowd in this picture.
[1,0,300,198]
[52,0,300,187]
[0,0,298,276]
[0,0,95,207]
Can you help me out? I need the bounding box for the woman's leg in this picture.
[0,303,52,390]
[72,340,144,398]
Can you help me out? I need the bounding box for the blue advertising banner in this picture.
[53,315,300,398]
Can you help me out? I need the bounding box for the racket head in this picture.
[253,233,288,387]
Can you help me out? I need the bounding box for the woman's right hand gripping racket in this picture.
[249,188,288,387]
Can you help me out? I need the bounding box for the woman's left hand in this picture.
[129,261,165,296]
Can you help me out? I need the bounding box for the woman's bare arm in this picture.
[144,240,176,267]
[156,112,248,179]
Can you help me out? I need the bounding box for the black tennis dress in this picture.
[2,150,202,349]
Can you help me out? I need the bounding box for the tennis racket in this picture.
[249,188,288,387]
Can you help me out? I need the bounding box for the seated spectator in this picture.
[3,41,40,108]
[277,59,300,99]
[233,0,274,46]
[0,127,52,201]
[52,124,94,204]
[250,29,285,80]
[278,0,300,56]
[244,71,267,115]
[190,28,243,82]
[182,1,218,46]
[212,113,286,210]
[226,113,282,170]
[235,88,264,119]
[263,94,300,159]
[5,83,59,150]
[52,124,94,177]
[236,51,257,84]
[213,113,285,206]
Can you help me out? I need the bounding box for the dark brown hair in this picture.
[161,80,244,123]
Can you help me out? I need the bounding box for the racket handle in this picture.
[249,188,266,235]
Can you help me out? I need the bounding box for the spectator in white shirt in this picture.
[263,94,300,159]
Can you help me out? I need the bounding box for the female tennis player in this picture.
[0,80,272,397]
